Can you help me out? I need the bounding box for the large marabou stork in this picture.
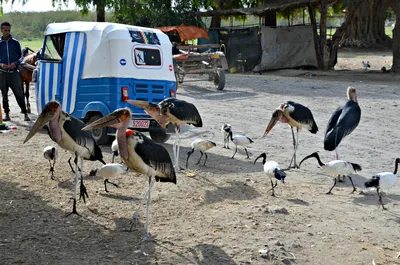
[324,86,361,160]
[263,101,318,169]
[23,101,106,215]
[82,108,176,241]
[364,158,400,210]
[128,98,202,170]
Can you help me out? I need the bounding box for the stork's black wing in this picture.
[63,112,105,163]
[287,101,318,133]
[160,98,203,127]
[324,101,361,151]
[134,132,176,183]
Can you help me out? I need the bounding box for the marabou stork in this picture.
[23,101,106,215]
[221,124,232,149]
[254,153,286,196]
[111,139,119,163]
[128,98,202,170]
[82,108,176,241]
[299,152,362,194]
[229,130,254,159]
[43,145,58,180]
[89,163,126,192]
[324,86,361,160]
[364,158,400,210]
[186,139,216,168]
[263,101,318,169]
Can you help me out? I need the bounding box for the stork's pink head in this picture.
[347,86,358,102]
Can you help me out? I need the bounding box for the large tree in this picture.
[387,0,400,73]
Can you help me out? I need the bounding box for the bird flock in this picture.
[23,85,399,240]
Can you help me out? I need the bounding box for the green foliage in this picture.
[0,10,102,40]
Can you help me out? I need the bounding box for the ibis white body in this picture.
[231,135,253,147]
[43,146,58,162]
[94,163,127,178]
[322,160,359,176]
[263,161,281,176]
[373,172,397,189]
[191,139,216,151]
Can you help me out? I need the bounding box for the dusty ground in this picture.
[1,49,400,265]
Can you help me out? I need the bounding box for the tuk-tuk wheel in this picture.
[87,114,110,145]
[214,70,225,90]
[149,130,171,143]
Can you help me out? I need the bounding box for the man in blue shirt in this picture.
[0,21,30,121]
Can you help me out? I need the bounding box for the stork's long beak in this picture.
[263,109,279,137]
[83,110,126,131]
[127,100,167,128]
[23,109,55,144]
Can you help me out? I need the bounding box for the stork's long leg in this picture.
[144,178,153,241]
[334,133,344,182]
[67,153,79,216]
[196,151,204,165]
[112,154,115,163]
[377,188,387,210]
[347,176,357,193]
[68,157,81,174]
[287,127,299,169]
[326,177,337,195]
[130,179,155,231]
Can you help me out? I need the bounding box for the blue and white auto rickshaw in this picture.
[34,21,176,144]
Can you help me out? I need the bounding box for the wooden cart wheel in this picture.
[213,70,225,90]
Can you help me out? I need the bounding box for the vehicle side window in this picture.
[42,33,65,61]
[134,47,162,66]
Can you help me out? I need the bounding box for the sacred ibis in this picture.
[299,152,361,194]
[186,139,216,168]
[324,86,361,160]
[111,139,119,163]
[229,130,254,159]
[82,108,176,241]
[364,158,400,210]
[24,101,106,216]
[221,124,232,149]
[89,163,127,192]
[254,153,286,196]
[128,98,202,170]
[43,145,58,180]
[263,101,318,169]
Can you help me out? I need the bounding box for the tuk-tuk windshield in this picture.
[42,33,65,61]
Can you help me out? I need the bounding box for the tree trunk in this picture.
[320,0,329,70]
[96,1,106,22]
[388,0,400,73]
[327,0,365,69]
[341,0,390,48]
[210,14,222,28]
[308,4,323,69]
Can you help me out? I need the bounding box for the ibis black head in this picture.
[364,175,380,188]
[299,152,324,168]
[254,153,267,165]
[89,169,98,176]
[274,168,286,183]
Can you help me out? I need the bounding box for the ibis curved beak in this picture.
[253,153,266,165]
[263,109,279,137]
[24,102,59,144]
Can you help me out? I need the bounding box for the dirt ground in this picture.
[1,49,400,265]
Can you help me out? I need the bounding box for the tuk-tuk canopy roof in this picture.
[43,21,175,81]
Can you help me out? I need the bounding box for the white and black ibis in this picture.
[89,163,126,192]
[229,130,254,159]
[263,101,318,169]
[43,145,58,180]
[324,86,361,160]
[111,139,119,163]
[299,152,362,194]
[221,124,232,149]
[82,108,176,241]
[362,61,371,71]
[186,139,216,168]
[254,153,286,196]
[364,158,400,210]
[24,101,106,215]
[128,98,202,169]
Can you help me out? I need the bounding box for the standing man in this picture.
[0,21,30,122]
